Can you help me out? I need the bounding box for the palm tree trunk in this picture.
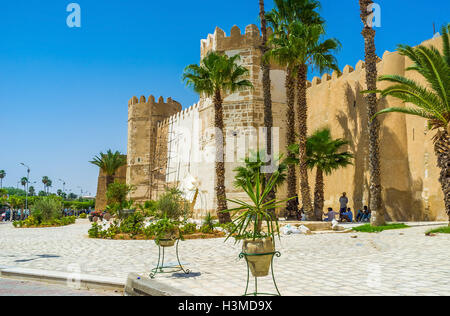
[105,175,114,190]
[297,64,314,219]
[360,0,385,226]
[214,89,231,224]
[259,0,276,218]
[314,168,325,221]
[286,67,298,216]
[434,131,450,225]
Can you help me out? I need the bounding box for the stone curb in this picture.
[125,273,193,296]
[0,266,125,292]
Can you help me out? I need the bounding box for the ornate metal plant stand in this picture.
[150,239,190,279]
[239,251,282,296]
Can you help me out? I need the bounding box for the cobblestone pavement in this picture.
[0,278,121,296]
[0,220,449,296]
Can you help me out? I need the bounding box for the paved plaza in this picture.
[0,220,449,296]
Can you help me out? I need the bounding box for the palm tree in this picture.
[305,128,353,219]
[42,176,50,195]
[234,151,287,191]
[90,150,127,190]
[20,177,28,191]
[0,170,5,189]
[370,24,450,225]
[46,179,52,194]
[259,0,276,207]
[359,0,385,226]
[29,186,36,197]
[183,52,253,223]
[267,1,340,219]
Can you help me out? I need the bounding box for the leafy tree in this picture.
[90,150,127,190]
[38,190,47,197]
[156,188,191,221]
[0,170,5,189]
[305,128,353,219]
[106,182,134,215]
[29,186,36,197]
[4,187,26,197]
[183,52,253,223]
[369,24,450,225]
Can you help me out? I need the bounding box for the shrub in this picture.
[32,196,63,222]
[181,223,197,235]
[79,213,87,219]
[156,188,191,220]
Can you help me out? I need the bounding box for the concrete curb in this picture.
[125,273,193,296]
[0,266,125,292]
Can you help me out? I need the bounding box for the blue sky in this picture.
[0,0,448,196]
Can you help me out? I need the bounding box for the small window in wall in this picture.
[353,100,357,108]
[137,158,141,163]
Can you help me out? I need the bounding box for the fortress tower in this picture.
[127,95,182,202]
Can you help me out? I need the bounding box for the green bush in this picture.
[156,188,191,220]
[79,213,87,219]
[14,216,76,228]
[180,223,197,235]
[32,196,63,222]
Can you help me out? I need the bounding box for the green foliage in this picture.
[156,188,191,220]
[426,226,450,235]
[370,24,450,132]
[14,216,76,228]
[180,223,197,235]
[266,0,340,77]
[136,200,158,217]
[233,150,287,191]
[304,127,353,174]
[31,196,63,223]
[4,187,26,197]
[352,223,410,233]
[90,150,126,177]
[150,217,182,244]
[200,212,215,234]
[223,167,295,243]
[79,213,87,219]
[183,52,253,97]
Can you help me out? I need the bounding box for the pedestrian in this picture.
[339,192,349,213]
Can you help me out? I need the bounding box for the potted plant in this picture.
[151,217,181,247]
[223,167,293,277]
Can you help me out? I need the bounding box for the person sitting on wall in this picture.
[361,206,371,222]
[340,208,353,223]
[356,209,364,222]
[323,208,337,222]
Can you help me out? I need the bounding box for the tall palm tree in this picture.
[183,52,253,223]
[267,2,340,219]
[90,150,127,190]
[305,128,353,219]
[46,179,52,194]
[42,176,50,194]
[259,0,276,211]
[0,170,5,189]
[359,0,385,226]
[370,24,450,225]
[20,177,28,191]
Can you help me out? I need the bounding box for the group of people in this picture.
[323,192,372,223]
[0,209,30,222]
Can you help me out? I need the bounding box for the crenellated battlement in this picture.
[128,95,181,108]
[201,24,273,57]
[158,102,201,128]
